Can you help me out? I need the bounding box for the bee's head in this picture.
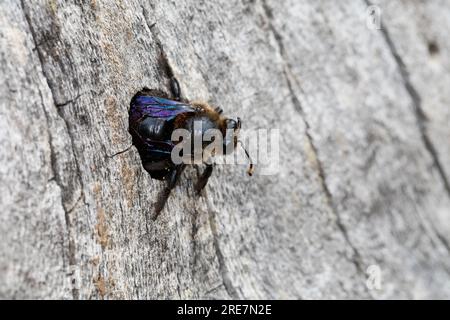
[223,117,241,153]
[223,117,254,176]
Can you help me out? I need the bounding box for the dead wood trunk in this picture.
[1,0,450,299]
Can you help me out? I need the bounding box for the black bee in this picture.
[129,77,253,218]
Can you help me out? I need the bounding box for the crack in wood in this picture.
[107,145,133,159]
[364,1,450,197]
[20,0,83,299]
[364,0,450,255]
[189,172,201,286]
[55,92,87,108]
[205,195,240,299]
[141,4,175,80]
[260,0,370,291]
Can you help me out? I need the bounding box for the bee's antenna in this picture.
[237,140,254,176]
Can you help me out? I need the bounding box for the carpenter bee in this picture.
[129,77,253,218]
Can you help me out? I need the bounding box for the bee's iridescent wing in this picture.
[130,95,195,122]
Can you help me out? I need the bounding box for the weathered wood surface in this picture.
[1,0,449,299]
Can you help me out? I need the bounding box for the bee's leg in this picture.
[169,76,182,101]
[168,163,186,190]
[195,163,214,195]
[154,164,186,219]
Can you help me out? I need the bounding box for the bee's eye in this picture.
[226,119,237,130]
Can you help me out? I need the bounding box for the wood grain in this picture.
[1,0,449,299]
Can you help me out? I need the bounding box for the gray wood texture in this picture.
[0,0,449,299]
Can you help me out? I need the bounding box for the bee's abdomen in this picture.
[138,117,168,140]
